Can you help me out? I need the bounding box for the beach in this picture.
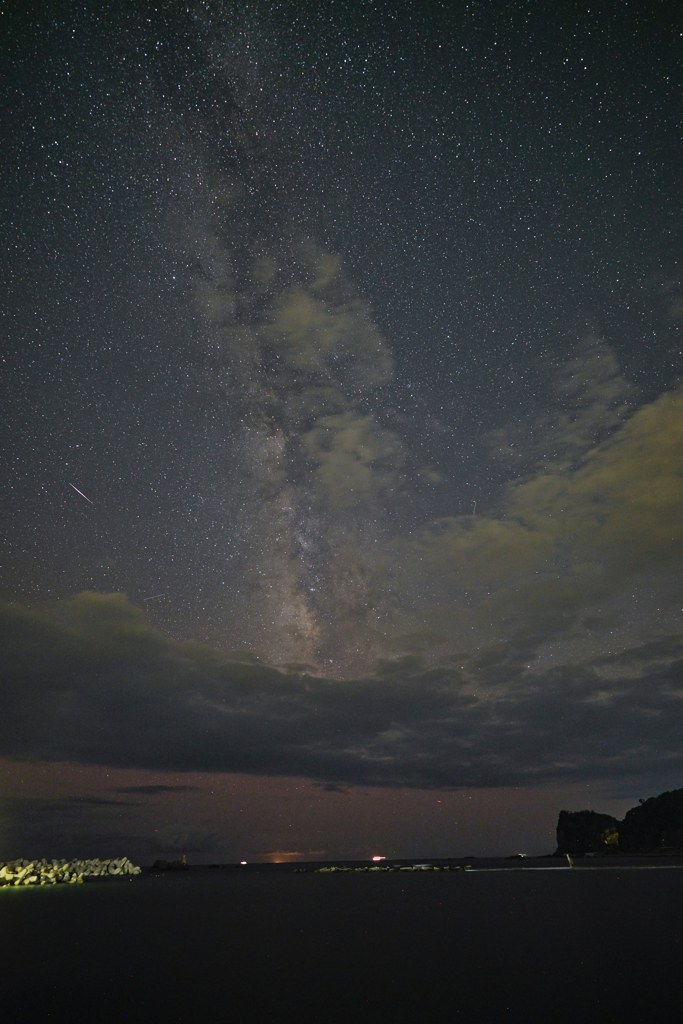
[3,858,682,1023]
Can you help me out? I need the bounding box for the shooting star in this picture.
[143,593,166,601]
[69,482,94,505]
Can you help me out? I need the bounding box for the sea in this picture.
[4,856,682,1023]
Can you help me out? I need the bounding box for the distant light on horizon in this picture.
[372,856,386,861]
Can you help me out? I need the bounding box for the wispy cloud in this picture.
[115,785,201,794]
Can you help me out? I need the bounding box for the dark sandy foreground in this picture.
[3,861,682,1024]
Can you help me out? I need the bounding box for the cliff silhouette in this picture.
[555,786,683,855]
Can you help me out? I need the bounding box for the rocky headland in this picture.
[556,785,683,855]
[151,858,189,871]
[0,857,142,886]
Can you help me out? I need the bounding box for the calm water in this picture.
[4,861,682,1023]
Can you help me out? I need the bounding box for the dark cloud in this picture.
[2,593,682,793]
[67,796,140,806]
[0,796,143,860]
[115,785,201,795]
[152,821,225,854]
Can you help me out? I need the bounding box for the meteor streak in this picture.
[68,482,94,505]
[143,593,166,601]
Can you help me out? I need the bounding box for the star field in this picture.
[2,0,682,860]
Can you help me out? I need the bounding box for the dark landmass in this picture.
[151,858,189,872]
[555,785,683,855]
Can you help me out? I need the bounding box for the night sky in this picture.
[2,0,683,863]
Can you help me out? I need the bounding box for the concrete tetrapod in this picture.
[0,857,142,887]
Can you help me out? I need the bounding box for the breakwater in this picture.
[0,857,142,886]
[309,864,470,872]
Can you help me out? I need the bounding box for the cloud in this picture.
[2,592,682,793]
[399,379,683,654]
[485,337,635,478]
[175,216,405,670]
[264,850,307,858]
[67,796,140,806]
[115,785,201,795]
[0,795,143,860]
[152,821,224,854]
[265,281,392,385]
[301,411,403,510]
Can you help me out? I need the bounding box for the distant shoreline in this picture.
[181,854,683,874]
